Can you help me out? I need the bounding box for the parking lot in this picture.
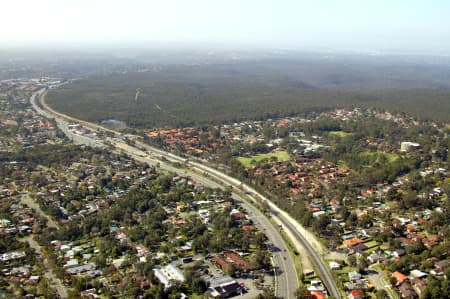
[202,260,275,298]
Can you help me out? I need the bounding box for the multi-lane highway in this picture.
[31,90,300,298]
[133,138,341,298]
[168,169,299,298]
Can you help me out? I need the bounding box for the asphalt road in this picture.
[236,198,299,297]
[368,265,396,299]
[30,91,104,148]
[276,213,340,298]
[177,170,299,298]
[20,190,67,297]
[175,159,341,298]
[135,145,341,298]
[128,139,340,298]
[32,90,299,299]
[21,194,59,230]
[22,236,68,299]
[110,146,299,299]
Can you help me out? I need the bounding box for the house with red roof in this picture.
[329,199,340,206]
[392,271,408,286]
[350,289,365,299]
[343,238,365,248]
[212,255,230,271]
[242,225,254,231]
[308,291,327,299]
[212,251,255,272]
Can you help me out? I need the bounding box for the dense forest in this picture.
[46,58,450,128]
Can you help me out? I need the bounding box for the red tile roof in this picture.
[242,225,254,231]
[308,291,327,299]
[351,289,364,299]
[224,252,255,271]
[212,255,230,270]
[343,238,365,248]
[392,271,408,286]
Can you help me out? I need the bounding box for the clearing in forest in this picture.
[237,150,291,167]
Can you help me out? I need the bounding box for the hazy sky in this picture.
[1,0,449,54]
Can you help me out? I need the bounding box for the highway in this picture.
[135,138,341,298]
[131,134,341,298]
[31,90,300,298]
[165,168,299,298]
[30,91,104,148]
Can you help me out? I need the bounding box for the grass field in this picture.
[334,266,358,275]
[336,160,348,167]
[279,229,303,282]
[380,244,390,251]
[364,240,379,248]
[189,294,206,299]
[329,131,352,137]
[237,151,291,167]
[361,151,399,163]
[364,247,380,254]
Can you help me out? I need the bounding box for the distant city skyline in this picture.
[1,0,450,55]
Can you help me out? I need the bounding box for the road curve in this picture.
[169,171,299,298]
[33,90,299,299]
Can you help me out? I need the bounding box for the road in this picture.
[135,144,341,297]
[169,169,299,298]
[186,163,340,298]
[107,141,299,298]
[368,265,397,299]
[32,90,299,298]
[21,235,68,298]
[236,198,298,297]
[21,193,59,230]
[20,191,68,298]
[180,159,340,298]
[30,91,104,148]
[32,88,341,299]
[121,140,340,296]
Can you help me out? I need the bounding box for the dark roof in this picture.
[352,243,368,252]
[398,282,417,299]
[435,259,450,270]
[221,281,241,293]
[213,281,241,297]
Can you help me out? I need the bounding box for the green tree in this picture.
[257,287,276,299]
[295,284,309,299]
[376,289,389,299]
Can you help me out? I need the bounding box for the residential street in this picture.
[21,236,68,298]
[33,90,301,298]
[21,194,59,230]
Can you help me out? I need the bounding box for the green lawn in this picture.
[364,240,379,248]
[334,266,357,275]
[381,277,400,299]
[364,246,379,254]
[279,227,303,282]
[380,244,390,250]
[189,294,206,299]
[237,150,291,167]
[360,151,399,163]
[329,131,352,137]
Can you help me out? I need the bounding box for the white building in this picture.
[401,142,420,152]
[153,264,185,289]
